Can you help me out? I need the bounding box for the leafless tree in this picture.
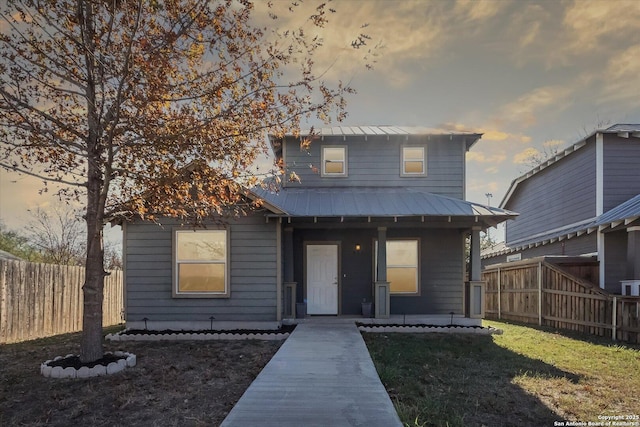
[25,205,86,265]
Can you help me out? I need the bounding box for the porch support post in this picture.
[470,227,481,281]
[284,227,294,283]
[283,227,297,318]
[465,227,484,319]
[375,227,390,318]
[377,227,387,282]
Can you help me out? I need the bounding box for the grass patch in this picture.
[363,320,640,427]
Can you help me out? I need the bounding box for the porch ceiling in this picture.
[250,186,517,227]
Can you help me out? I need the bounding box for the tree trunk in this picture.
[80,199,106,363]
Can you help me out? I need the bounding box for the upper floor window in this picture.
[322,146,347,177]
[401,146,426,176]
[174,229,229,298]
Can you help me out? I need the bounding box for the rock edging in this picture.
[357,325,503,335]
[41,351,136,379]
[105,330,290,342]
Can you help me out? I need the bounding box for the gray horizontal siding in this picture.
[604,229,627,294]
[283,134,465,198]
[390,228,464,314]
[482,233,597,269]
[124,215,278,323]
[505,143,596,244]
[603,135,640,212]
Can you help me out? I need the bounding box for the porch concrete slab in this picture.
[220,322,402,427]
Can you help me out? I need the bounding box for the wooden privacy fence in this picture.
[483,257,640,343]
[0,260,123,344]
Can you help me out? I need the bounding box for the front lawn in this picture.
[0,326,282,426]
[363,320,640,427]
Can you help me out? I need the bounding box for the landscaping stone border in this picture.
[357,324,503,335]
[105,330,290,342]
[41,351,136,379]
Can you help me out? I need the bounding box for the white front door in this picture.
[306,244,339,315]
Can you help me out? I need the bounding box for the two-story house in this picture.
[122,126,516,330]
[482,124,640,295]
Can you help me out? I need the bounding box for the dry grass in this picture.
[0,326,282,427]
[364,320,640,427]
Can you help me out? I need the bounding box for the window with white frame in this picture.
[322,146,347,176]
[375,239,420,295]
[174,229,229,297]
[401,146,426,176]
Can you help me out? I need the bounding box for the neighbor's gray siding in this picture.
[283,134,465,198]
[604,229,627,294]
[125,215,278,322]
[505,142,596,244]
[482,233,597,269]
[603,135,640,212]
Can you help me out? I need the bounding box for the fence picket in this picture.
[483,258,640,343]
[0,260,123,344]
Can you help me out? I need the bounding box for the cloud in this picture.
[495,85,572,128]
[513,147,540,164]
[600,44,640,105]
[467,179,499,193]
[563,1,640,55]
[467,151,507,164]
[543,139,564,149]
[265,0,512,88]
[454,0,504,22]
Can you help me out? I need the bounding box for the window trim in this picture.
[321,145,348,177]
[172,228,230,298]
[401,146,427,177]
[374,238,421,296]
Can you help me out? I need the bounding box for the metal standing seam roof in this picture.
[268,126,484,157]
[250,186,517,219]
[483,193,640,258]
[593,193,640,228]
[303,126,481,137]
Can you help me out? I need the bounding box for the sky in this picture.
[2,0,640,243]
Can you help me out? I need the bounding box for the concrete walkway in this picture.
[220,322,402,427]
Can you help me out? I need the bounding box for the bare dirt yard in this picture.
[0,326,282,426]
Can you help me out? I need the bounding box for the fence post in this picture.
[538,261,543,326]
[497,267,501,319]
[612,296,617,341]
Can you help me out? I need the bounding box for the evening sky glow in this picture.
[2,0,640,242]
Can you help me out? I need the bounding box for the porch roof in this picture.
[250,186,517,223]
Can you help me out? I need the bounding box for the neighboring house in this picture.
[123,126,516,330]
[482,124,640,295]
[0,249,22,261]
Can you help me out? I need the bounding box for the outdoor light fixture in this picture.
[354,244,362,253]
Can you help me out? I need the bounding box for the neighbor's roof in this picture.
[251,186,516,223]
[483,193,640,258]
[269,126,483,158]
[0,249,23,261]
[593,193,640,229]
[500,124,640,209]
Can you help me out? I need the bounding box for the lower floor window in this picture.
[376,239,419,295]
[174,229,229,297]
